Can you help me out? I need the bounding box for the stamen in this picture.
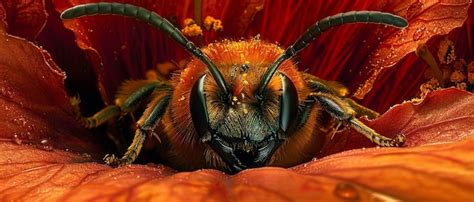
[181,19,203,37]
[204,16,223,31]
[416,44,444,87]
[437,38,456,64]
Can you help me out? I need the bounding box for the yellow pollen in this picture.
[204,16,223,31]
[181,23,203,37]
[183,18,196,26]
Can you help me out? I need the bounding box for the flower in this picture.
[0,0,473,201]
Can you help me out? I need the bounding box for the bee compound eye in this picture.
[279,73,298,132]
[190,74,211,136]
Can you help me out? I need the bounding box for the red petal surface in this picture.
[353,0,471,99]
[0,32,102,155]
[0,0,47,39]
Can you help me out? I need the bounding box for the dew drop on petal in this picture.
[40,139,53,151]
[413,25,426,41]
[12,134,22,145]
[406,1,424,19]
[334,183,360,200]
[40,139,48,145]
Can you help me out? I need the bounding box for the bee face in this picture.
[190,62,298,172]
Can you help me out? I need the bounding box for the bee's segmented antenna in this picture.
[255,11,408,98]
[61,2,229,96]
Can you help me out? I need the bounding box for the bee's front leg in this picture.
[309,92,405,147]
[104,95,171,167]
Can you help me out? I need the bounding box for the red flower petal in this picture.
[0,0,47,40]
[36,1,105,113]
[358,4,473,112]
[0,32,102,155]
[1,138,473,200]
[353,0,472,99]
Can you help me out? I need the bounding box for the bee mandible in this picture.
[61,2,407,173]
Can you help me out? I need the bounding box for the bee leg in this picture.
[116,80,168,113]
[343,98,379,119]
[70,80,168,129]
[70,96,121,128]
[302,73,349,97]
[104,95,171,167]
[303,74,379,119]
[309,92,405,147]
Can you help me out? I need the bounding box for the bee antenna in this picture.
[61,2,229,96]
[255,11,408,98]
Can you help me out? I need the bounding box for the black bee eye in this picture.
[279,74,298,132]
[190,74,211,137]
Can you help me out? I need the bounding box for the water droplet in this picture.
[413,26,426,41]
[40,139,53,151]
[6,158,12,164]
[406,1,424,19]
[303,163,308,168]
[12,134,22,145]
[334,183,360,200]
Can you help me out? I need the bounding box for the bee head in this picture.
[190,61,298,172]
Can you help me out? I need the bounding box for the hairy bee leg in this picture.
[343,98,380,119]
[69,81,163,129]
[117,81,166,113]
[302,74,379,119]
[309,92,405,147]
[70,97,121,128]
[81,105,121,128]
[104,95,171,167]
[302,73,349,97]
[349,118,405,147]
[104,129,146,166]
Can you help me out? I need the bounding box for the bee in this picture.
[62,2,407,173]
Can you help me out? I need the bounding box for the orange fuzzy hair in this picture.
[159,39,329,170]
